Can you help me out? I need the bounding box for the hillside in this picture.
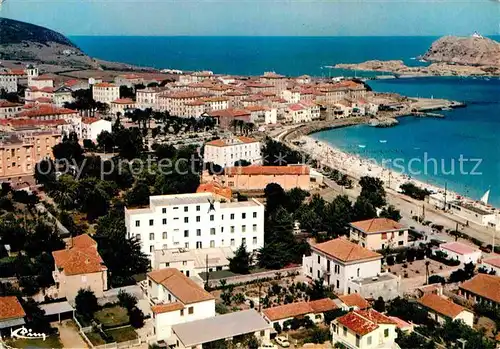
[422,35,500,66]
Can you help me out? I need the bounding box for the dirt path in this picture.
[53,320,88,349]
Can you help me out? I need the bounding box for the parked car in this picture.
[275,336,291,348]
[259,342,278,349]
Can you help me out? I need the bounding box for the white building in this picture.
[81,118,113,141]
[449,201,496,227]
[302,237,383,294]
[144,268,215,343]
[481,257,500,275]
[281,89,301,103]
[110,98,136,116]
[332,309,398,349]
[0,72,19,93]
[0,100,23,118]
[204,136,262,168]
[92,83,120,104]
[124,192,265,257]
[136,87,165,110]
[29,75,54,90]
[438,242,482,265]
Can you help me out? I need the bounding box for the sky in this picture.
[0,0,499,36]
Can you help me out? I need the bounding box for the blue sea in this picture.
[71,36,500,206]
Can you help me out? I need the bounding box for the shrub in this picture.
[428,275,446,284]
[117,291,137,311]
[273,322,282,334]
[386,255,395,266]
[129,307,145,328]
[75,289,99,319]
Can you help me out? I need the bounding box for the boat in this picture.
[358,145,366,149]
[379,140,387,143]
[418,59,427,63]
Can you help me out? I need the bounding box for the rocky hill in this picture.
[422,35,500,66]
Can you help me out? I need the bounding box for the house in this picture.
[80,118,113,141]
[459,274,500,307]
[262,298,337,327]
[209,108,251,129]
[124,192,265,257]
[0,100,23,118]
[438,242,482,264]
[171,309,271,349]
[52,235,108,302]
[337,293,370,311]
[202,165,311,192]
[204,136,262,168]
[349,218,408,250]
[331,309,398,349]
[0,296,26,332]
[110,98,136,116]
[415,283,443,298]
[144,268,215,343]
[481,256,500,275]
[196,182,232,201]
[0,71,20,93]
[418,293,474,327]
[92,83,120,104]
[302,238,382,293]
[387,316,413,333]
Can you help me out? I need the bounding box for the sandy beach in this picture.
[299,134,459,200]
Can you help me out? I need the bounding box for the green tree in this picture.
[373,297,386,312]
[22,298,54,334]
[75,288,99,319]
[228,242,251,274]
[129,307,145,328]
[359,176,386,208]
[307,278,327,300]
[323,195,354,237]
[126,180,151,207]
[380,205,402,221]
[353,196,377,221]
[118,290,138,311]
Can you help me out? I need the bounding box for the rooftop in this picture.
[263,298,337,321]
[483,257,500,269]
[440,242,479,256]
[153,247,234,269]
[147,268,214,305]
[312,238,382,263]
[224,165,310,176]
[149,192,213,208]
[0,296,25,321]
[350,218,404,234]
[418,293,466,319]
[172,309,271,347]
[52,235,106,276]
[338,294,370,309]
[349,272,398,286]
[205,136,259,147]
[196,182,232,200]
[460,274,500,304]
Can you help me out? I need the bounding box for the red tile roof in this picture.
[312,238,382,263]
[94,82,117,88]
[208,108,251,118]
[52,235,106,276]
[336,312,379,336]
[152,302,184,314]
[350,218,404,234]
[196,183,232,200]
[263,298,337,321]
[147,268,214,305]
[418,294,466,319]
[112,98,135,104]
[0,100,22,108]
[82,117,100,125]
[460,274,500,304]
[440,242,479,256]
[224,165,310,176]
[18,106,77,118]
[387,316,412,330]
[484,257,500,269]
[338,294,370,309]
[0,296,25,320]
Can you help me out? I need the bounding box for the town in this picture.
[0,62,497,349]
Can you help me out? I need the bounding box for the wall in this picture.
[350,228,409,251]
[332,322,397,349]
[439,247,482,264]
[58,270,107,302]
[224,173,310,191]
[454,310,474,327]
[347,274,400,301]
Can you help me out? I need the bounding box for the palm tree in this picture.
[425,260,431,284]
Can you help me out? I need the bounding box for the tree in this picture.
[353,196,377,221]
[126,180,151,207]
[285,187,309,213]
[75,288,99,319]
[380,205,402,221]
[22,298,54,334]
[96,130,115,151]
[264,183,287,214]
[34,158,56,186]
[323,195,354,237]
[428,275,446,284]
[128,307,145,328]
[307,278,327,300]
[400,183,431,201]
[234,159,251,166]
[359,176,386,208]
[118,290,138,311]
[373,297,386,312]
[228,242,251,274]
[52,132,84,163]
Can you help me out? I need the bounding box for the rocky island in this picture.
[336,35,500,77]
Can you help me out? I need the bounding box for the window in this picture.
[135,220,140,227]
[81,275,87,283]
[382,232,387,239]
[184,242,189,248]
[180,309,184,316]
[253,212,257,218]
[367,336,372,345]
[336,280,339,289]
[197,229,201,236]
[196,241,202,249]
[150,245,154,252]
[182,261,187,266]
[230,213,235,220]
[356,335,360,347]
[242,225,246,233]
[343,326,347,336]
[162,232,167,239]
[357,268,360,277]
[188,307,194,315]
[230,239,235,246]
[242,238,246,245]
[210,215,214,221]
[221,227,224,233]
[149,219,154,226]
[210,240,215,248]
[162,208,167,214]
[230,226,235,233]
[196,205,200,211]
[162,218,167,225]
[253,224,257,232]
[398,241,404,246]
[317,256,321,264]
[184,230,189,237]
[242,213,246,219]
[221,215,224,220]
[184,217,189,223]
[149,233,155,240]
[196,216,200,222]
[399,231,404,236]
[384,329,389,337]
[209,228,216,235]
[253,237,257,245]
[184,206,188,212]
[260,330,265,337]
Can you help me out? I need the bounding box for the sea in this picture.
[71,36,500,206]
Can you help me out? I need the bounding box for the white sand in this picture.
[300,135,458,199]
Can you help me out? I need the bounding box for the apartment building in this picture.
[302,238,383,294]
[0,100,23,118]
[204,136,261,168]
[29,75,54,90]
[0,71,19,93]
[124,193,265,257]
[158,91,209,116]
[17,105,79,121]
[331,309,398,349]
[52,234,108,302]
[136,87,165,110]
[349,218,408,251]
[0,131,61,182]
[110,98,136,116]
[145,268,215,342]
[92,82,120,104]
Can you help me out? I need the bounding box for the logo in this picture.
[10,327,46,341]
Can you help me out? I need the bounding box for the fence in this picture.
[205,266,302,288]
[73,314,92,333]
